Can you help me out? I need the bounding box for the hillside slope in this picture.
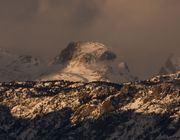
[0,72,180,140]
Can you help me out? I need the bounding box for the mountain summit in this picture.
[41,42,137,82]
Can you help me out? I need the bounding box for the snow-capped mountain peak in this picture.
[52,42,116,65]
[41,42,137,83]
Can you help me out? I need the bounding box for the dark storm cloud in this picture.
[0,0,180,78]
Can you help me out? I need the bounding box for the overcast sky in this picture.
[0,0,180,78]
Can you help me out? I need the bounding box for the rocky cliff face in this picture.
[41,42,136,82]
[0,72,180,140]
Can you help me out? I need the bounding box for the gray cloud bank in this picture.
[0,0,180,79]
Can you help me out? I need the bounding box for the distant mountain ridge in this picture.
[0,48,44,81]
[2,43,180,83]
[0,42,137,83]
[160,54,180,75]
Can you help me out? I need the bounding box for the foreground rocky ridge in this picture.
[0,72,180,140]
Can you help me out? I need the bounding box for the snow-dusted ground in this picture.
[0,72,180,139]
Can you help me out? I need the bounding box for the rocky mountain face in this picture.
[0,48,44,82]
[41,42,136,83]
[160,54,180,75]
[0,72,180,140]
